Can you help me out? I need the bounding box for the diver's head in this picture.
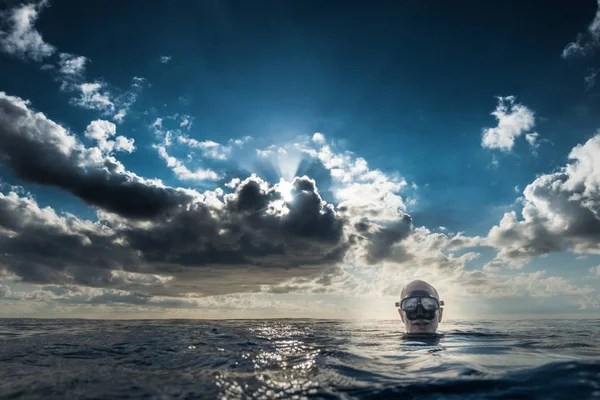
[396,280,444,334]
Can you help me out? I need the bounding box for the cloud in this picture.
[589,265,600,276]
[579,294,600,310]
[0,174,348,297]
[256,148,272,157]
[63,76,147,123]
[0,93,594,311]
[69,82,115,113]
[0,99,350,299]
[113,109,127,123]
[561,0,600,58]
[149,117,254,180]
[526,132,540,155]
[312,132,325,144]
[290,134,409,222]
[481,96,536,152]
[57,53,88,76]
[132,76,146,89]
[0,91,192,219]
[155,144,221,181]
[0,283,353,318]
[585,69,598,91]
[525,132,539,147]
[0,284,200,309]
[160,55,171,64]
[231,136,252,146]
[266,219,592,305]
[110,77,148,123]
[150,120,222,181]
[84,120,135,153]
[156,123,251,161]
[484,132,600,268]
[0,96,352,296]
[0,0,55,61]
[179,115,191,129]
[459,270,594,298]
[0,0,143,124]
[177,137,232,160]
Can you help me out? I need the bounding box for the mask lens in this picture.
[420,297,439,310]
[401,297,418,311]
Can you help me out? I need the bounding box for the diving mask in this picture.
[394,290,444,321]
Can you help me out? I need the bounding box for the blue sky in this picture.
[0,0,600,319]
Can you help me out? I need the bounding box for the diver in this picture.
[396,280,444,337]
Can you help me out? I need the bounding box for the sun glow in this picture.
[277,178,294,202]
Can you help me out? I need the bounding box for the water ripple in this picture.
[0,318,599,399]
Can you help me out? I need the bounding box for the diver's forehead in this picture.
[403,289,435,299]
[402,284,437,298]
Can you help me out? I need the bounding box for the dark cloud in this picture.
[0,192,142,287]
[0,92,192,219]
[486,134,600,267]
[0,174,348,297]
[124,176,346,273]
[0,284,200,309]
[363,214,413,263]
[0,92,443,299]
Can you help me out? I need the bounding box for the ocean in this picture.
[0,318,599,399]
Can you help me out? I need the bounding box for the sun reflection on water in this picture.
[214,323,320,399]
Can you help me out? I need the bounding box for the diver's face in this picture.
[402,310,440,334]
[398,290,443,334]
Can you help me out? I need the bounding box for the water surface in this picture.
[1,318,599,399]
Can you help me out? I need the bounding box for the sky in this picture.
[0,0,600,320]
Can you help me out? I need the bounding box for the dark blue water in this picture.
[0,319,599,399]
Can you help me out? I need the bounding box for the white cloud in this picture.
[180,134,250,159]
[84,120,135,153]
[180,116,191,128]
[0,0,55,61]
[160,55,171,64]
[132,76,146,89]
[58,53,88,76]
[462,270,594,298]
[231,136,252,146]
[579,294,600,310]
[151,118,163,130]
[312,132,325,144]
[561,0,600,58]
[481,96,536,152]
[525,132,538,147]
[108,78,146,124]
[274,220,592,310]
[113,109,127,123]
[485,132,600,268]
[256,149,272,157]
[0,284,204,310]
[114,135,135,153]
[0,0,144,124]
[296,140,407,221]
[65,76,145,123]
[585,69,598,91]
[2,90,598,317]
[177,137,231,160]
[589,265,600,276]
[225,178,241,189]
[70,82,115,113]
[155,145,220,181]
